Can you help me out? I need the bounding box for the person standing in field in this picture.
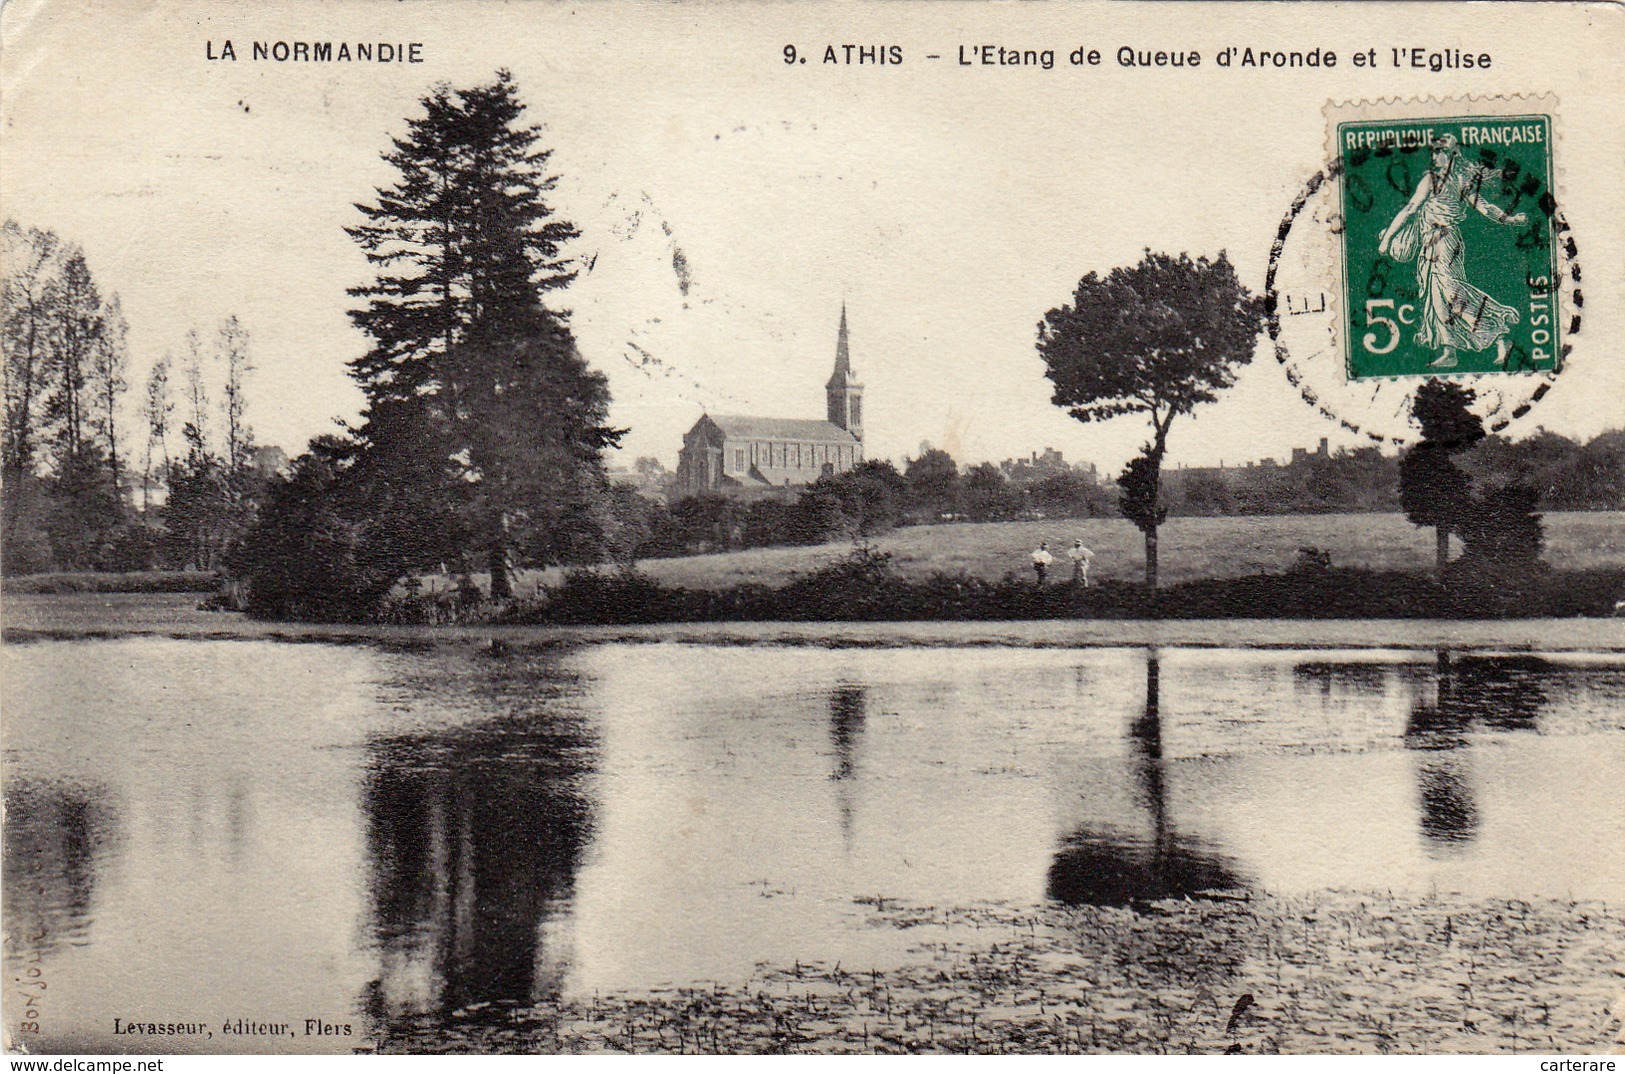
[1068,539,1095,585]
[1032,542,1054,585]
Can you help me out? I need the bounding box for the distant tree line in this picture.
[1161,430,1623,519]
[602,449,1115,561]
[603,421,1621,564]
[2,220,268,574]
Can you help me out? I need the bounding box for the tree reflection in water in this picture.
[361,709,594,1019]
[827,685,867,847]
[2,779,118,960]
[1403,652,1549,854]
[1048,654,1244,908]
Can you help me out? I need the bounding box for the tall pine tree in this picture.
[346,71,618,598]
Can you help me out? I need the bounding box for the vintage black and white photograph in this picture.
[3,0,1623,1059]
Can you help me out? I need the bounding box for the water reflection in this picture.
[828,685,867,845]
[1402,654,1552,854]
[1405,653,1479,851]
[2,779,118,958]
[363,713,593,1017]
[4,638,1623,1053]
[1293,661,1393,696]
[1449,654,1546,733]
[1414,758,1478,849]
[1048,656,1244,907]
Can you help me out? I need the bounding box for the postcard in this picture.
[3,0,1623,1058]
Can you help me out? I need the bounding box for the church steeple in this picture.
[825,304,863,442]
[828,305,853,387]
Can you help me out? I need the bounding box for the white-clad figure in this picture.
[1031,542,1054,586]
[1068,539,1096,586]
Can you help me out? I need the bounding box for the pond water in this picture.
[4,638,1623,1052]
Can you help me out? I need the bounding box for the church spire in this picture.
[827,302,854,389]
[826,303,863,441]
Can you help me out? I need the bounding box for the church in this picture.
[676,307,865,497]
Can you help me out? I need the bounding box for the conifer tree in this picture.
[346,71,619,598]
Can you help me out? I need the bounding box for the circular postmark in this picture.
[1266,109,1581,446]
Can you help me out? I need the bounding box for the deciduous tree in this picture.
[1399,380,1484,579]
[217,315,254,477]
[821,459,907,537]
[961,462,1020,522]
[1038,252,1261,587]
[180,328,210,454]
[141,354,174,513]
[2,227,135,570]
[91,295,130,496]
[2,221,64,478]
[2,221,65,570]
[45,250,103,467]
[904,447,961,520]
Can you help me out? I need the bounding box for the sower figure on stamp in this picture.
[1377,133,1528,370]
[1068,539,1095,586]
[1031,542,1053,585]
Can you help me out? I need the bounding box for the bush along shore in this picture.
[302,547,1625,626]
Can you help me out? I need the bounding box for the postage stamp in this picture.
[1265,94,1577,444]
[1336,112,1559,380]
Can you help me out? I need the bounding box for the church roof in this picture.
[706,414,859,443]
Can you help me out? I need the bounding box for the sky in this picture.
[4,0,1621,476]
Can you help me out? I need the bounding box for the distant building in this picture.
[1170,437,1331,484]
[1291,437,1332,465]
[676,307,865,497]
[999,447,1098,484]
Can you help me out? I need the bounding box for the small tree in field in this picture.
[1460,483,1544,567]
[1399,380,1483,579]
[1037,252,1262,588]
[904,447,961,520]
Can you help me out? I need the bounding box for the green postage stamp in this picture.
[1336,110,1560,380]
[1265,95,1574,443]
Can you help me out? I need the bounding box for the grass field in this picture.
[0,569,219,594]
[633,511,1624,590]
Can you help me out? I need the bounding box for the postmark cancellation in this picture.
[1267,95,1577,444]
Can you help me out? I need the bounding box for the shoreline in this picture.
[5,593,1624,652]
[373,892,1625,1055]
